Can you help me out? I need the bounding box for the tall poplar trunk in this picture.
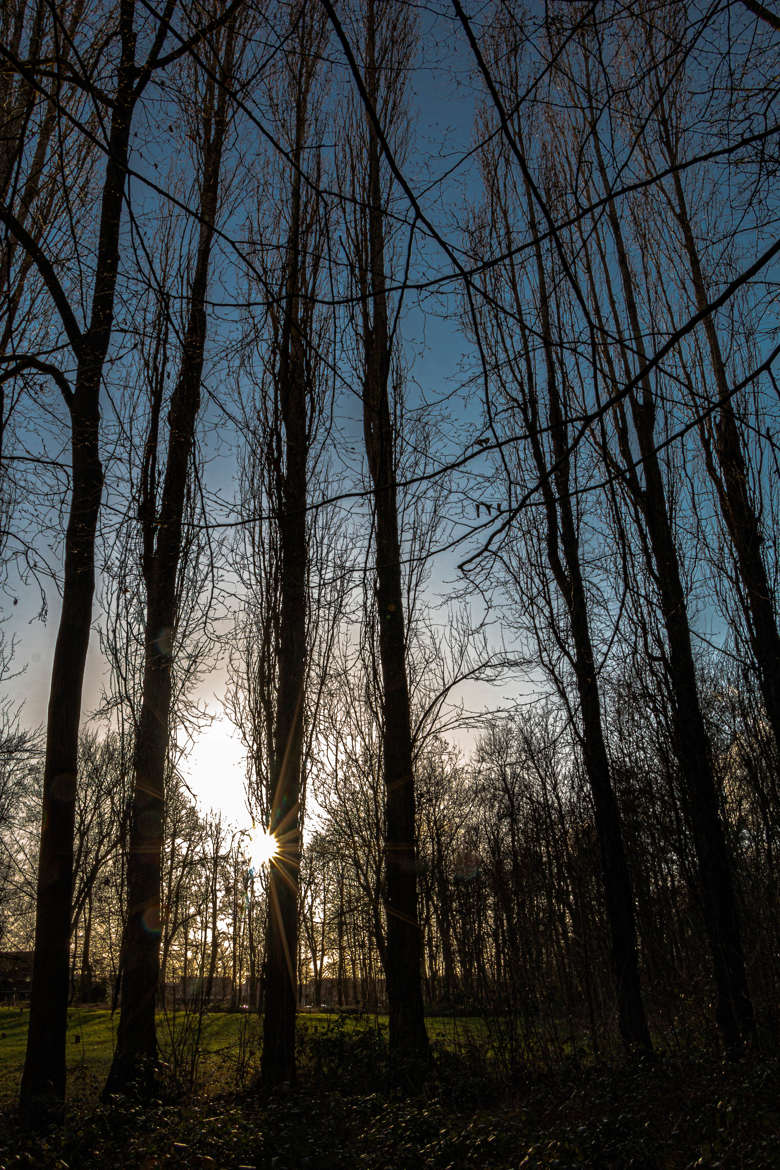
[360,4,428,1062]
[261,52,313,1085]
[592,128,754,1049]
[105,50,231,1094]
[628,393,754,1049]
[260,340,306,1081]
[519,179,651,1052]
[18,0,137,1118]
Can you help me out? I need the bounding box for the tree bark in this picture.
[359,3,429,1063]
[19,0,137,1119]
[261,30,316,1082]
[518,171,652,1052]
[593,134,755,1049]
[105,43,231,1095]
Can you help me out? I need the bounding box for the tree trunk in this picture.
[360,6,428,1062]
[631,409,754,1050]
[205,851,220,1004]
[519,174,651,1052]
[594,141,755,1049]
[260,414,305,1080]
[105,48,230,1095]
[78,893,93,1003]
[19,1,137,1119]
[261,85,310,1089]
[662,121,780,761]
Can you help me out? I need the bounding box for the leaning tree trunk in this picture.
[517,172,652,1052]
[105,52,231,1095]
[661,121,780,762]
[541,358,651,1053]
[19,0,137,1119]
[594,145,755,1050]
[630,401,754,1050]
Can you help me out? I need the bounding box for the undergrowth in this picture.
[0,1017,777,1168]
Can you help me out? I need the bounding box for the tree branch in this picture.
[0,205,84,358]
[0,356,74,407]
[739,0,780,32]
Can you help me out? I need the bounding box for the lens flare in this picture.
[141,906,161,934]
[247,826,279,870]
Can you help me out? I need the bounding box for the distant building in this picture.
[0,951,34,1002]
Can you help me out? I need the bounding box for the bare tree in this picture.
[2,0,175,1118]
[467,20,651,1050]
[105,8,238,1095]
[559,8,755,1050]
[333,0,429,1062]
[224,0,331,1085]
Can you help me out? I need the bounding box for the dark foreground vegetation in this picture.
[0,1011,777,1169]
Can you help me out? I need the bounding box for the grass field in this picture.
[0,1005,488,1105]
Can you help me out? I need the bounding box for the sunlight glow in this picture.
[247,826,279,870]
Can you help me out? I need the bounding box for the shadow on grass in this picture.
[1,1008,778,1168]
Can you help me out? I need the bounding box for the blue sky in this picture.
[3,0,777,825]
[1,0,510,825]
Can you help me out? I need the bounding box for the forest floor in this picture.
[0,1007,777,1168]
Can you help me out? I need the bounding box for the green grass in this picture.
[0,1005,118,1103]
[0,1004,262,1103]
[0,1006,488,1105]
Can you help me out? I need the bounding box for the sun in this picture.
[247,826,279,870]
